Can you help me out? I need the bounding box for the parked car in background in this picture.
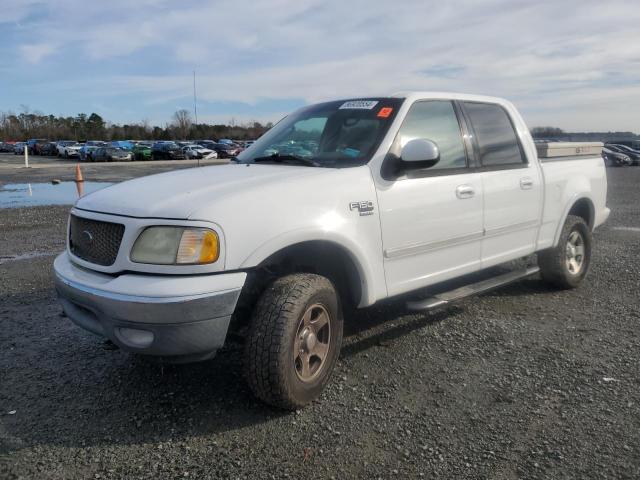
[605,144,640,165]
[0,141,16,153]
[59,142,82,158]
[34,139,54,155]
[607,139,640,150]
[79,144,101,162]
[132,143,153,161]
[602,147,632,167]
[110,140,134,151]
[26,139,48,154]
[41,142,59,156]
[181,144,203,159]
[56,141,77,157]
[13,142,26,155]
[212,142,240,158]
[196,140,218,150]
[182,144,216,159]
[93,147,133,162]
[151,141,185,160]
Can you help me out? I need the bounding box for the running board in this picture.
[406,266,540,311]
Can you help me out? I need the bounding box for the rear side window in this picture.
[394,100,467,170]
[462,102,526,166]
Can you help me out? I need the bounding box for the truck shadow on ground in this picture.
[482,277,559,298]
[2,280,532,453]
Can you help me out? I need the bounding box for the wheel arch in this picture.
[553,195,595,246]
[243,238,372,307]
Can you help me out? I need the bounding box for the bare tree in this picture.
[140,118,152,133]
[172,109,192,139]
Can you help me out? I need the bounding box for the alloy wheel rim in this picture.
[294,304,332,382]
[565,230,585,275]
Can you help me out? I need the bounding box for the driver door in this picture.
[376,100,484,296]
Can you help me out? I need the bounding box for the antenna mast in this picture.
[193,70,198,125]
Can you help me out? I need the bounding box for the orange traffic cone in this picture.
[76,179,85,198]
[75,164,84,182]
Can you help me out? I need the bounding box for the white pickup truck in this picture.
[54,92,609,409]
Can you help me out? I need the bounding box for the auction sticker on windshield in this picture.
[339,100,379,109]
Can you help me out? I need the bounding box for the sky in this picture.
[1,0,640,131]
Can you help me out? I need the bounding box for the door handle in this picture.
[456,185,475,199]
[520,177,534,190]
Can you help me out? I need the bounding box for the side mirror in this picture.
[400,138,440,169]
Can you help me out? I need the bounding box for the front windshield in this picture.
[237,98,403,167]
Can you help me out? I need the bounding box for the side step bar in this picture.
[406,266,540,311]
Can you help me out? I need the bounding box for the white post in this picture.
[24,146,29,168]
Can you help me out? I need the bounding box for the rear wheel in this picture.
[538,215,592,289]
[244,273,343,410]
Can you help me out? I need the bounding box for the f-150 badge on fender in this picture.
[349,201,374,216]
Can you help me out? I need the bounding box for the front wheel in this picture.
[244,273,343,410]
[538,215,592,289]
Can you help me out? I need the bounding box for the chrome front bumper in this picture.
[54,252,246,361]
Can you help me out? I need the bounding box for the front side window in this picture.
[462,102,526,166]
[391,100,467,170]
[237,98,403,168]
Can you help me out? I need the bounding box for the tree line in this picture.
[531,126,639,142]
[0,108,273,142]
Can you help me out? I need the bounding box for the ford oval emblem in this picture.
[81,230,94,245]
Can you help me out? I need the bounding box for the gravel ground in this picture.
[1,161,639,479]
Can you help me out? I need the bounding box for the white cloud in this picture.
[8,0,640,130]
[20,43,56,64]
[0,0,42,24]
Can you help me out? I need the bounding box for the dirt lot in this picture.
[1,154,639,479]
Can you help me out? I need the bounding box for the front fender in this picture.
[239,228,385,307]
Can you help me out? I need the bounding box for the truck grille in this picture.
[69,215,125,266]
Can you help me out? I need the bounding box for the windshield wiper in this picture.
[252,154,321,167]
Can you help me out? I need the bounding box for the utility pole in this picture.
[193,70,198,125]
[193,70,200,167]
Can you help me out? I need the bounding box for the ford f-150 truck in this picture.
[54,92,609,409]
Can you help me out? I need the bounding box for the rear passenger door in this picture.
[460,101,543,267]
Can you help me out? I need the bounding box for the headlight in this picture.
[131,227,219,265]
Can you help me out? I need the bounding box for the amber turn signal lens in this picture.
[199,230,219,263]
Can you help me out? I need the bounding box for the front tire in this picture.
[538,215,592,289]
[244,273,343,410]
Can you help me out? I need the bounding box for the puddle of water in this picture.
[0,182,112,208]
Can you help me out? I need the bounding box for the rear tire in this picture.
[538,215,592,289]
[244,273,343,410]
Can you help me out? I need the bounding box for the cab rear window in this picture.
[462,102,526,166]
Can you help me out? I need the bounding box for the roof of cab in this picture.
[390,91,511,106]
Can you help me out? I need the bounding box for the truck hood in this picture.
[75,163,330,219]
